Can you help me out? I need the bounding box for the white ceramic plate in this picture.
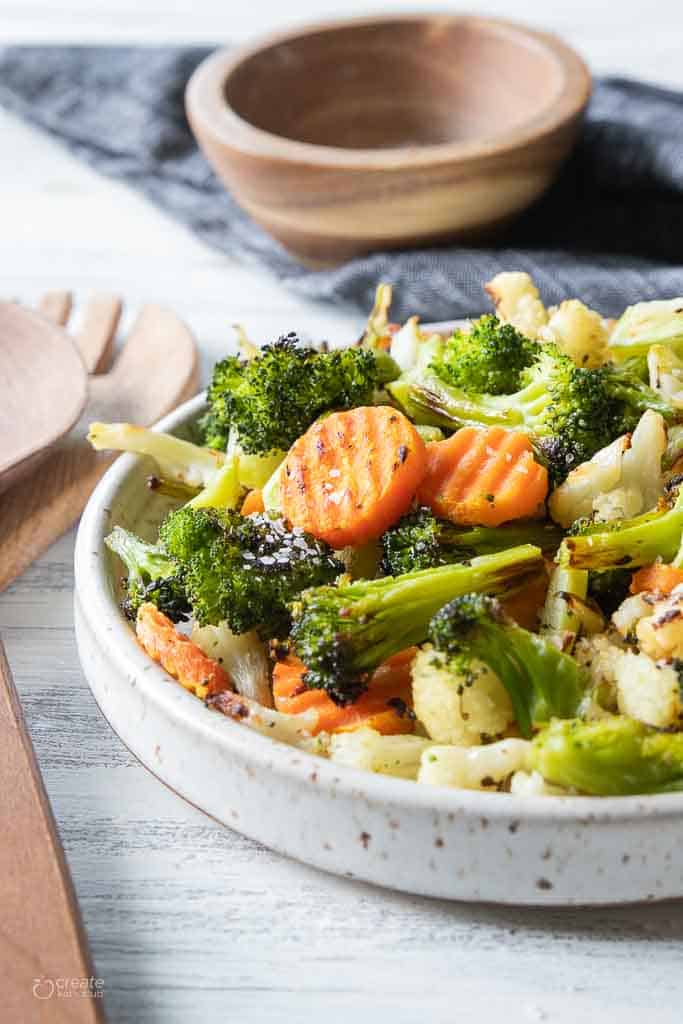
[75,381,683,906]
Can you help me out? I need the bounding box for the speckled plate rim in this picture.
[73,330,683,905]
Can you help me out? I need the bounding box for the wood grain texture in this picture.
[186,15,590,263]
[1,4,683,1019]
[0,303,87,492]
[0,300,199,593]
[0,638,103,1023]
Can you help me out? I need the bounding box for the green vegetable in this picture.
[105,526,190,623]
[428,593,588,737]
[608,299,683,362]
[587,568,632,617]
[559,487,683,570]
[160,507,343,636]
[290,544,544,706]
[380,506,562,576]
[540,566,589,651]
[530,717,683,795]
[201,333,398,454]
[389,336,675,486]
[434,315,538,395]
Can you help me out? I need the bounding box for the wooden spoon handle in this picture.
[0,639,104,1022]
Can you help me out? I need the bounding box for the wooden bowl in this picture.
[186,15,590,265]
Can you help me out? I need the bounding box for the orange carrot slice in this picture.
[136,603,232,700]
[280,406,426,548]
[241,488,265,516]
[630,563,683,596]
[273,649,416,735]
[417,425,548,527]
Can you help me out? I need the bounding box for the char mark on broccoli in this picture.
[159,506,343,637]
[427,592,587,737]
[290,544,544,705]
[200,333,394,454]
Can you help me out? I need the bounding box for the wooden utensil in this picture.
[0,302,88,494]
[186,14,590,264]
[0,638,104,1022]
[0,292,199,592]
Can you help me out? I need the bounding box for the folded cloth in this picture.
[1,45,682,320]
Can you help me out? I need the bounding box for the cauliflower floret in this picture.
[636,584,683,661]
[539,299,609,368]
[484,271,548,339]
[548,410,667,528]
[612,592,653,641]
[328,728,432,780]
[411,645,514,746]
[192,621,273,707]
[418,739,531,790]
[574,633,622,713]
[509,770,568,797]
[613,649,683,728]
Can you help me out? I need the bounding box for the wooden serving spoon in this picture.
[0,638,104,1022]
[0,292,199,592]
[0,302,88,495]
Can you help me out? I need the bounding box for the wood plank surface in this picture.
[1,4,683,1022]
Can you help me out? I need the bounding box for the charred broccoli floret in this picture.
[434,315,538,395]
[559,487,683,570]
[389,338,675,485]
[380,506,562,575]
[159,506,343,636]
[428,593,588,737]
[105,526,191,623]
[201,333,398,454]
[290,544,544,705]
[530,717,683,795]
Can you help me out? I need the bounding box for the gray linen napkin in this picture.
[1,46,682,319]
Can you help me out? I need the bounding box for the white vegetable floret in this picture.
[192,621,273,707]
[411,645,514,746]
[509,770,568,797]
[484,272,548,339]
[418,739,531,790]
[612,593,653,641]
[328,728,432,780]
[539,299,609,368]
[614,650,682,729]
[648,344,683,410]
[636,584,683,661]
[548,410,666,528]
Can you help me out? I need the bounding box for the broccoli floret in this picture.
[559,487,683,570]
[201,333,397,455]
[428,593,588,737]
[530,717,683,795]
[434,315,538,395]
[380,506,562,575]
[159,506,342,636]
[105,526,191,623]
[290,544,544,705]
[389,340,676,485]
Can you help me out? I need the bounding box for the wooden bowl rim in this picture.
[186,13,591,169]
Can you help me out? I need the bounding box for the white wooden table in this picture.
[2,3,683,1022]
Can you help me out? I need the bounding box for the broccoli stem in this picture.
[291,544,544,704]
[559,490,683,570]
[530,717,683,795]
[89,422,224,489]
[106,525,176,581]
[540,566,589,651]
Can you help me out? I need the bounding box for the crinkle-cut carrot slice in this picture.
[136,603,232,700]
[273,649,417,736]
[417,425,548,527]
[280,406,426,548]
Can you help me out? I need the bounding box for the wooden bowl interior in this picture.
[224,18,569,150]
